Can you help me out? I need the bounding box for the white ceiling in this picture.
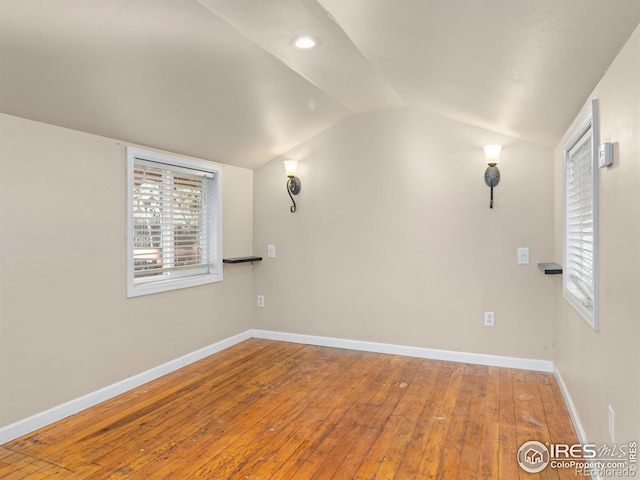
[1,0,639,169]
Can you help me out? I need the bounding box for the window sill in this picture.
[128,272,222,297]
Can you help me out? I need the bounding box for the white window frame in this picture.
[126,147,223,297]
[562,99,599,330]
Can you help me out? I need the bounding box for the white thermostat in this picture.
[599,142,613,168]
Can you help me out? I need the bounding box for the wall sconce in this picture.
[483,145,501,209]
[284,160,301,213]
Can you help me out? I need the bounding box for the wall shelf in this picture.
[223,256,263,264]
[538,262,562,275]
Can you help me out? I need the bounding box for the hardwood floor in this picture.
[0,339,583,479]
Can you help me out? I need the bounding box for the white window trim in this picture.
[126,147,223,297]
[562,99,599,330]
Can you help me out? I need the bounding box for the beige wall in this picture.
[554,24,640,445]
[0,113,254,427]
[253,108,557,360]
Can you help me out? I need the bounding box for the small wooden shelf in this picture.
[538,262,562,275]
[223,256,263,264]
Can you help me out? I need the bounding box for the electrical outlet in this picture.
[257,295,264,308]
[267,245,276,258]
[609,405,615,443]
[484,311,495,327]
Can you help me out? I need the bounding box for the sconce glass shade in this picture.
[284,160,298,177]
[483,145,502,165]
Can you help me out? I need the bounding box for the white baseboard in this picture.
[0,330,252,445]
[554,366,589,444]
[553,366,601,479]
[252,329,555,373]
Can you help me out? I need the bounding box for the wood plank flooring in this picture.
[1,339,583,479]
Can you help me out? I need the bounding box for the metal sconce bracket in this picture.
[284,159,301,213]
[484,163,500,209]
[483,144,502,209]
[287,176,301,213]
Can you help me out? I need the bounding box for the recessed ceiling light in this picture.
[294,35,318,49]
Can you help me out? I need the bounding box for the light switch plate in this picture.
[267,244,276,258]
[517,247,529,265]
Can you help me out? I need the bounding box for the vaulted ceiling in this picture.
[1,0,639,169]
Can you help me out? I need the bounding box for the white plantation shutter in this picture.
[563,100,598,329]
[132,160,215,279]
[566,132,594,302]
[127,148,222,297]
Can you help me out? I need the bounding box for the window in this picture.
[126,147,222,297]
[563,100,598,330]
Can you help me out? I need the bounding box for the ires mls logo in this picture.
[517,441,550,473]
[517,441,638,476]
